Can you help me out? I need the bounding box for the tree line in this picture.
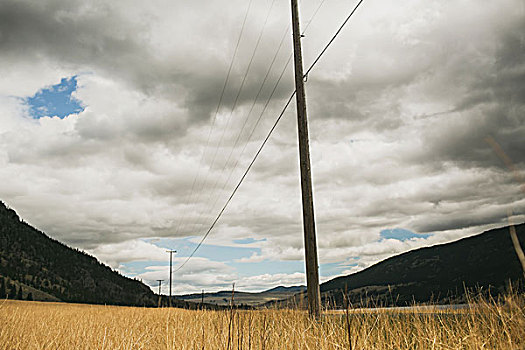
[0,276,33,301]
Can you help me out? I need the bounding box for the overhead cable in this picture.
[174,0,366,272]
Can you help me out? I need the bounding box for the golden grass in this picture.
[0,293,524,349]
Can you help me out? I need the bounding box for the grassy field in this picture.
[1,293,524,349]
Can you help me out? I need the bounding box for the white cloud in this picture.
[138,264,306,294]
[88,239,168,269]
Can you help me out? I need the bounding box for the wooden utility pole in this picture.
[157,279,163,307]
[290,0,321,318]
[166,250,177,307]
[157,279,163,295]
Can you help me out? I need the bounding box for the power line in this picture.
[174,92,296,273]
[190,0,327,239]
[197,0,327,232]
[172,0,254,238]
[304,0,365,78]
[221,0,326,176]
[209,0,278,172]
[218,24,291,194]
[174,0,366,272]
[189,0,280,236]
[188,53,293,258]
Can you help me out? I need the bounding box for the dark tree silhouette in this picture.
[8,284,16,299]
[0,277,6,298]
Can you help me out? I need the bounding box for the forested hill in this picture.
[318,223,525,307]
[0,201,157,306]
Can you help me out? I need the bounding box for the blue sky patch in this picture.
[233,238,267,244]
[134,237,360,293]
[232,260,304,277]
[25,76,84,119]
[380,228,432,241]
[146,237,261,263]
[320,262,358,277]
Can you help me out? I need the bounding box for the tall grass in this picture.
[0,292,523,349]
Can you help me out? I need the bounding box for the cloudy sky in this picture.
[1,0,524,294]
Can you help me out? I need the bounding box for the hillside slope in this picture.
[320,223,525,307]
[0,201,157,306]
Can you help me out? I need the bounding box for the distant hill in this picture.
[264,285,306,294]
[278,224,525,308]
[0,201,160,306]
[178,285,306,307]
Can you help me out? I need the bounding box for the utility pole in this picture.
[157,279,163,307]
[157,279,163,295]
[290,0,321,318]
[166,250,177,307]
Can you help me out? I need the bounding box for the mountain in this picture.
[0,201,158,306]
[278,224,525,308]
[178,285,306,307]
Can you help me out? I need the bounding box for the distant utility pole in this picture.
[157,279,163,307]
[290,0,321,318]
[166,250,177,307]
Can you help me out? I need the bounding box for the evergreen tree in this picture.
[0,278,6,298]
[26,292,33,301]
[17,285,23,300]
[8,284,16,299]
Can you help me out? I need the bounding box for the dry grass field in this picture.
[1,293,524,349]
